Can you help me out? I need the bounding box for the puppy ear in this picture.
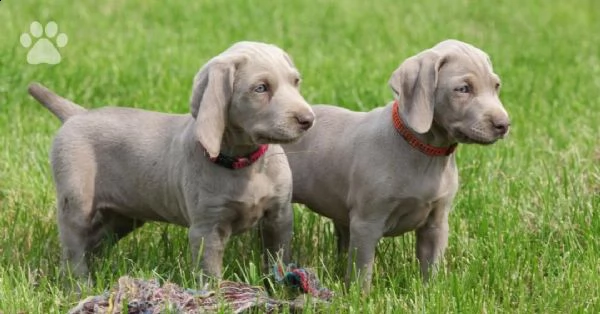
[388,50,445,134]
[190,55,244,158]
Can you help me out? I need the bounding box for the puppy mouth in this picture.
[254,133,302,144]
[453,129,499,145]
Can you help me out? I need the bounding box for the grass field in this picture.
[1,0,599,312]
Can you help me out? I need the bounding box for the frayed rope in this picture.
[273,261,334,301]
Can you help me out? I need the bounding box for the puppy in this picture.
[28,41,315,286]
[284,40,509,292]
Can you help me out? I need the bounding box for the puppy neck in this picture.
[390,101,457,156]
[219,127,261,157]
[419,121,457,149]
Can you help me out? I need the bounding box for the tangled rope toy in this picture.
[68,261,333,313]
[273,261,334,301]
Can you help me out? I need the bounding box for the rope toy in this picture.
[68,262,333,313]
[273,262,334,301]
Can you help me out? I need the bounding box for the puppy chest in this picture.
[381,179,457,237]
[383,198,434,237]
[227,190,284,235]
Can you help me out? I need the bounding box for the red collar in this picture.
[209,144,269,169]
[392,100,457,156]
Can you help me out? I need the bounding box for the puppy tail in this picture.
[27,82,87,123]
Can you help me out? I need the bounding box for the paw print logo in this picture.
[20,21,68,65]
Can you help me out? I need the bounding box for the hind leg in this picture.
[53,157,136,285]
[56,192,98,288]
[58,200,145,284]
[55,180,144,286]
[334,222,350,257]
[52,139,144,291]
[52,140,99,285]
[333,222,350,277]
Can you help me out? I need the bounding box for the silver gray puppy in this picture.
[284,39,510,292]
[29,41,315,286]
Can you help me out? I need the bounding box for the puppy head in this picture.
[190,41,315,158]
[389,39,510,145]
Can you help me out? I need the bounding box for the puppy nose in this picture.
[296,112,315,131]
[492,118,510,136]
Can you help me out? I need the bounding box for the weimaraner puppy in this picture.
[28,41,315,286]
[284,39,510,292]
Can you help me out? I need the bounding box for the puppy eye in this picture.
[495,83,501,90]
[254,84,268,93]
[294,78,301,86]
[454,85,471,93]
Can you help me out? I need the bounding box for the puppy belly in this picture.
[94,198,187,226]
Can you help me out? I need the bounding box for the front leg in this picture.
[346,216,383,293]
[415,198,451,281]
[188,222,231,286]
[259,201,293,271]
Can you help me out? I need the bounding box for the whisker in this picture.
[264,149,318,160]
[279,149,319,155]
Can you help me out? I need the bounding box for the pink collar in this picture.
[209,145,269,169]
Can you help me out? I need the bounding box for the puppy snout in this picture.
[492,118,510,136]
[295,112,315,131]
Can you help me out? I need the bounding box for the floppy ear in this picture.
[189,55,243,158]
[388,50,445,134]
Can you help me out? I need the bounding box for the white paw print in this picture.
[20,21,68,65]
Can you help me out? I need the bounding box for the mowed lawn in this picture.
[1,0,599,312]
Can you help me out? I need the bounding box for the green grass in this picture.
[1,0,599,312]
